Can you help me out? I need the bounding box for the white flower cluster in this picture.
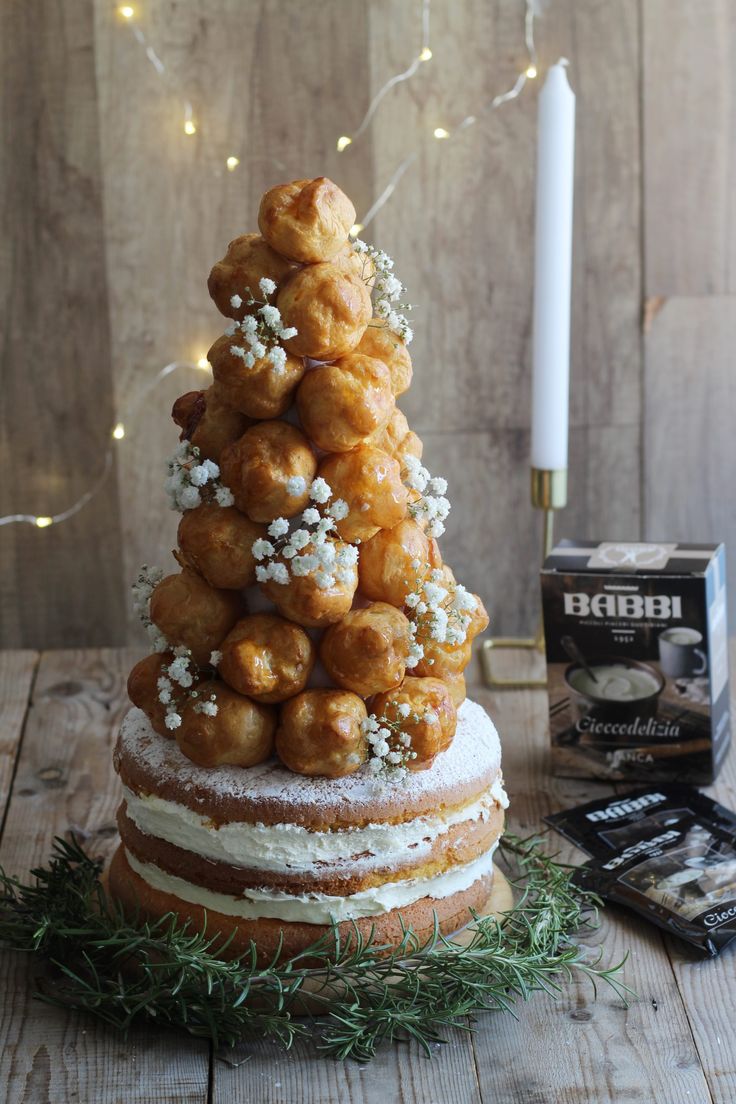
[353,239,413,344]
[156,647,221,731]
[165,442,234,512]
[226,277,297,374]
[403,455,451,538]
[405,567,479,652]
[131,564,168,652]
[252,480,357,590]
[362,708,418,777]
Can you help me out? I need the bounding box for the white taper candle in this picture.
[530,60,576,472]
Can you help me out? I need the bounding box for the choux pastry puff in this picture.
[176,680,276,768]
[320,603,411,697]
[275,689,368,778]
[371,677,457,771]
[258,178,356,263]
[171,386,251,465]
[358,519,435,607]
[207,332,305,420]
[207,233,295,320]
[218,614,315,703]
[219,421,316,522]
[177,504,266,590]
[148,568,244,666]
[356,319,413,397]
[261,541,358,628]
[277,262,372,360]
[318,446,408,543]
[296,353,394,452]
[127,652,179,738]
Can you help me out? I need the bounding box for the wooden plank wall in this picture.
[0,0,732,648]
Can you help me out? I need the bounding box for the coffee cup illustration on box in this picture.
[564,655,665,726]
[658,626,707,679]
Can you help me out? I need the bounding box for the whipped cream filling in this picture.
[124,840,499,924]
[122,777,508,875]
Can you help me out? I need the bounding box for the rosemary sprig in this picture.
[0,833,632,1061]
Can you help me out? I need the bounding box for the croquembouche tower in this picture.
[110,178,508,960]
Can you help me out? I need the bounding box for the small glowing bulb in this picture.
[197,356,210,370]
[35,516,53,528]
[433,127,450,140]
[336,135,352,152]
[419,47,433,61]
[350,223,363,237]
[119,4,135,18]
[526,64,538,79]
[112,423,125,440]
[226,155,239,171]
[184,119,196,136]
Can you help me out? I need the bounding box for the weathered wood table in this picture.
[1,646,734,1104]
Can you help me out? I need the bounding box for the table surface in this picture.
[1,645,734,1104]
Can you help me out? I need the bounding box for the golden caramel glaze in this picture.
[277,262,372,360]
[149,569,244,666]
[371,677,457,771]
[219,420,316,522]
[207,233,295,320]
[275,689,368,778]
[320,603,411,696]
[296,353,394,453]
[358,519,430,607]
[109,846,494,964]
[368,407,423,468]
[176,680,276,768]
[318,446,408,543]
[117,800,503,896]
[208,332,305,420]
[177,504,266,591]
[218,614,316,704]
[171,385,251,465]
[261,540,358,628]
[127,653,177,739]
[355,319,413,396]
[258,178,356,263]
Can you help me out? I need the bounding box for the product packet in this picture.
[545,785,736,857]
[545,786,736,956]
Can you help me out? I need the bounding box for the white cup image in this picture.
[658,626,707,679]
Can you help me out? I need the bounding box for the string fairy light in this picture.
[0,360,210,530]
[1,0,546,531]
[336,0,432,153]
[353,0,540,231]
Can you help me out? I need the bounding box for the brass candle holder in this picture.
[480,467,567,690]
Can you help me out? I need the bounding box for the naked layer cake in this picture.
[109,177,506,958]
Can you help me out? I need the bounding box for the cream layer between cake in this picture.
[123,842,499,923]
[121,777,507,875]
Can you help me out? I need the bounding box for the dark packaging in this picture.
[545,785,736,856]
[541,540,730,783]
[575,819,736,956]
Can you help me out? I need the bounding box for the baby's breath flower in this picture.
[286,476,307,497]
[309,477,332,504]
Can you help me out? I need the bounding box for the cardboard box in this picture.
[542,541,730,783]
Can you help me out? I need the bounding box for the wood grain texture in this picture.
[0,651,38,821]
[643,297,736,622]
[643,0,736,296]
[0,0,126,649]
[0,649,209,1104]
[468,678,713,1104]
[661,642,736,1104]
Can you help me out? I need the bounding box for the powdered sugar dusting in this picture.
[115,700,502,827]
